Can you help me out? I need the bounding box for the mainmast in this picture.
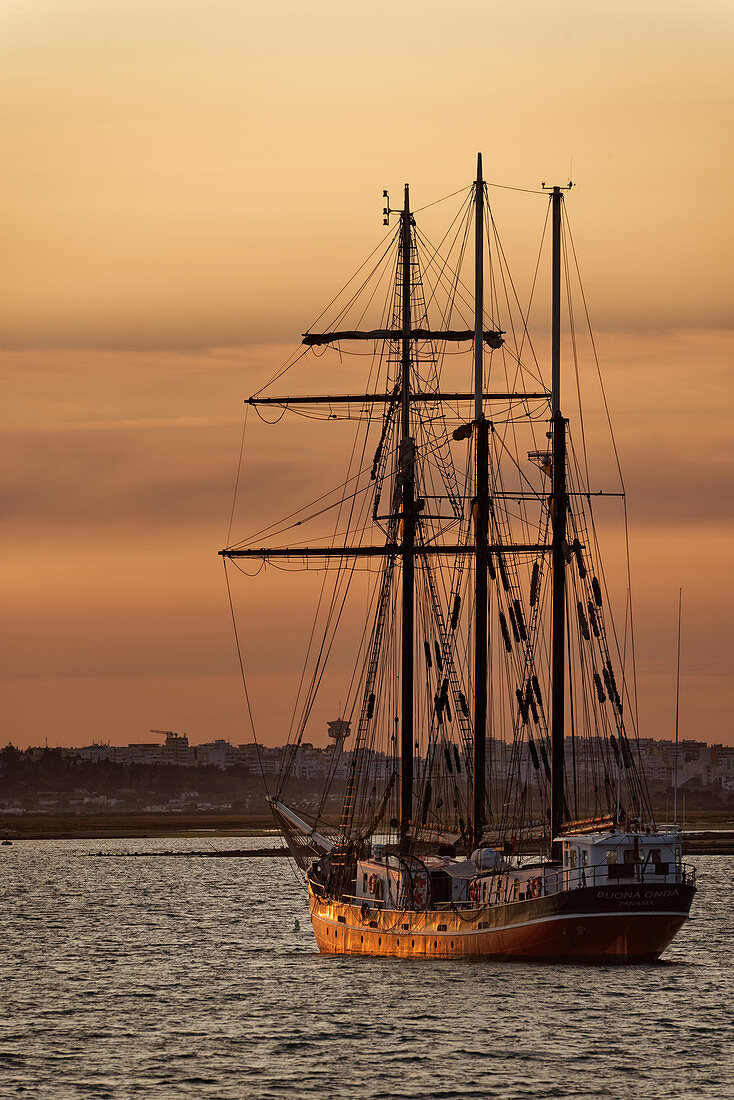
[549,185,567,858]
[473,154,488,849]
[399,185,415,849]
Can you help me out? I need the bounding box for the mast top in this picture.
[474,152,484,422]
[543,183,572,417]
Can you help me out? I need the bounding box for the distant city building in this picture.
[193,740,241,768]
[153,730,192,766]
[34,730,734,790]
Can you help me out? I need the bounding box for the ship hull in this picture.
[309,881,695,962]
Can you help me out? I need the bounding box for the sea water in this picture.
[2,839,732,1099]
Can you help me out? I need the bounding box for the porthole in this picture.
[360,935,364,943]
[451,940,454,948]
[411,940,415,947]
[396,938,400,946]
[378,937,381,945]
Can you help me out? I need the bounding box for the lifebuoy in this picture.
[528,877,542,899]
[468,880,479,905]
[368,873,378,896]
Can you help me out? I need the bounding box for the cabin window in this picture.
[606,850,618,865]
[362,873,368,891]
[569,848,578,870]
[650,849,661,864]
[437,924,447,932]
[582,850,589,867]
[623,848,637,864]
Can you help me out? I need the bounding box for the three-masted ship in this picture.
[221,157,695,961]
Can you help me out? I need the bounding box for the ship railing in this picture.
[311,864,695,910]
[341,893,371,906]
[339,894,452,910]
[322,892,461,912]
[338,894,400,910]
[541,862,696,895]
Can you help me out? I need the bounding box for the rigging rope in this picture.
[223,558,269,795]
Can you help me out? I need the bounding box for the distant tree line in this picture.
[0,746,255,805]
[0,745,345,813]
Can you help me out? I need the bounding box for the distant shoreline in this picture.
[0,812,276,840]
[2,811,733,853]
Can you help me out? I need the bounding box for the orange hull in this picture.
[309,881,695,962]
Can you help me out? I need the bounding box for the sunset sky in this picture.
[2,1,732,751]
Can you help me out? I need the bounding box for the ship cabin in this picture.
[554,830,683,891]
[355,850,476,910]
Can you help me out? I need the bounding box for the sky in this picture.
[2,0,733,750]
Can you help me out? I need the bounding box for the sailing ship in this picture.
[221,157,695,961]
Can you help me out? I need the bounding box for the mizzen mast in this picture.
[548,184,569,858]
[472,154,488,849]
[399,185,415,849]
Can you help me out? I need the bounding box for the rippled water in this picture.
[2,838,732,1098]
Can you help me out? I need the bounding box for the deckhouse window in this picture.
[606,850,618,865]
